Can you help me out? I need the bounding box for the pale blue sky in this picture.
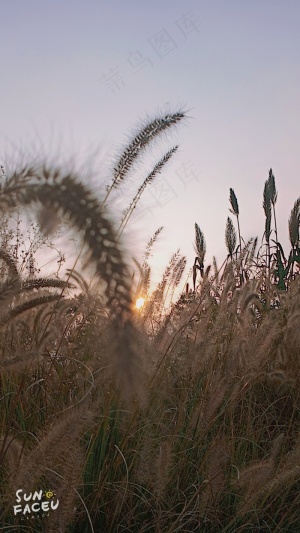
[1,1,300,288]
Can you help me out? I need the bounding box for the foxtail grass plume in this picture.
[225,217,237,258]
[116,145,178,239]
[229,187,239,216]
[102,110,185,207]
[142,226,163,267]
[288,197,300,248]
[268,168,278,242]
[194,222,206,264]
[263,179,272,244]
[0,163,141,392]
[268,168,278,205]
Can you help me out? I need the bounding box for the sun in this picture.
[135,297,145,310]
[44,490,55,499]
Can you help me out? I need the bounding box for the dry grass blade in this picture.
[0,433,24,479]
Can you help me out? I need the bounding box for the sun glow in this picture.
[135,297,145,310]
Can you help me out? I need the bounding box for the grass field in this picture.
[1,113,300,532]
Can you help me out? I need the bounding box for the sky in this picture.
[1,0,300,292]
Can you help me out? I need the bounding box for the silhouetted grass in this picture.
[1,115,300,532]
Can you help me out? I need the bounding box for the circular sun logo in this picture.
[44,490,55,499]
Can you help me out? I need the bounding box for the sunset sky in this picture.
[1,1,300,290]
